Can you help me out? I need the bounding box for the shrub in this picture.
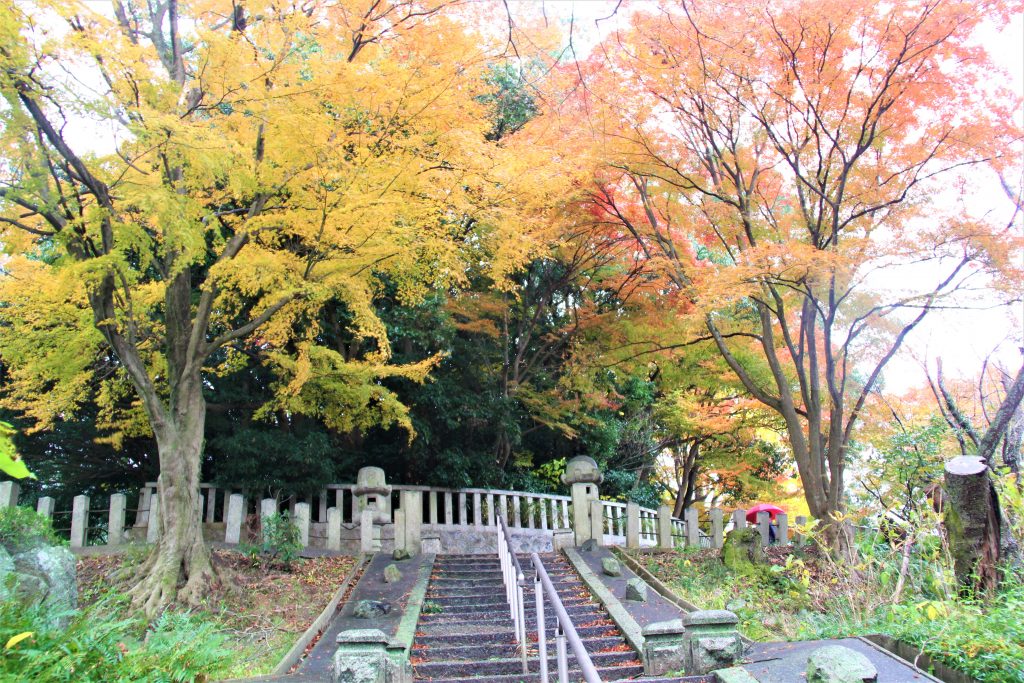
[0,505,62,550]
[241,512,303,569]
[0,597,232,682]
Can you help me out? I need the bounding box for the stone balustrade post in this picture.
[70,494,90,548]
[561,456,603,546]
[360,508,378,552]
[626,502,641,549]
[0,481,19,508]
[294,502,311,548]
[399,489,422,555]
[732,509,746,531]
[108,493,126,546]
[327,506,341,551]
[710,508,724,549]
[777,512,788,545]
[658,504,673,550]
[757,511,771,547]
[794,515,807,545]
[36,496,55,519]
[686,508,700,547]
[135,487,151,527]
[393,509,406,554]
[589,499,605,545]
[146,493,161,543]
[225,493,244,544]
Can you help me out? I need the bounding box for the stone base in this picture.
[333,629,410,683]
[642,619,686,675]
[683,610,744,675]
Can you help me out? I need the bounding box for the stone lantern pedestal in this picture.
[561,456,603,546]
[354,467,392,552]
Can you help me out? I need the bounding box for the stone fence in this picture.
[0,456,807,554]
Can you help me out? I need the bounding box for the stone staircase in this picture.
[411,553,701,683]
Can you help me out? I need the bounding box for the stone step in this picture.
[414,623,621,648]
[417,603,604,626]
[424,592,595,610]
[411,635,627,661]
[425,587,588,603]
[410,664,648,683]
[412,650,640,678]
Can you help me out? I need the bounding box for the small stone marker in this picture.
[682,609,743,674]
[225,493,244,544]
[36,496,55,519]
[353,599,391,619]
[712,666,760,683]
[806,645,878,683]
[642,619,686,675]
[383,563,402,583]
[0,481,19,508]
[601,557,622,576]
[327,506,341,551]
[625,577,648,602]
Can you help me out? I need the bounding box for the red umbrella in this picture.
[745,503,785,523]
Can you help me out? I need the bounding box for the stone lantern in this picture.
[561,456,603,546]
[354,466,392,523]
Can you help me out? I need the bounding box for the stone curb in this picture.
[610,546,753,646]
[388,554,435,659]
[563,547,645,653]
[272,553,370,676]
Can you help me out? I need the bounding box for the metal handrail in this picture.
[496,513,528,674]
[530,552,603,683]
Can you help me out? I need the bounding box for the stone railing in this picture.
[0,458,808,554]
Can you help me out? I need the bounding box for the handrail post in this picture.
[517,578,527,674]
[535,569,548,683]
[555,624,568,683]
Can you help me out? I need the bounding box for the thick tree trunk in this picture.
[128,377,217,616]
[944,455,1000,593]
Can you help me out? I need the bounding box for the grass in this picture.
[627,545,1024,683]
[74,548,356,680]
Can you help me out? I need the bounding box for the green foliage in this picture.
[241,512,303,569]
[0,420,33,479]
[0,505,61,550]
[0,598,231,682]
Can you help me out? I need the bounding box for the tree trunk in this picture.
[944,455,1000,593]
[128,378,217,616]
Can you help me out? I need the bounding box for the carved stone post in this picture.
[354,467,392,554]
[682,610,743,674]
[561,456,603,546]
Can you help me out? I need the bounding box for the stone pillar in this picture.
[360,508,379,552]
[400,489,422,555]
[732,509,746,530]
[626,502,641,549]
[757,511,770,547]
[682,610,743,675]
[294,502,311,548]
[333,629,407,682]
[0,481,19,508]
[777,513,788,545]
[658,505,673,550]
[135,487,151,526]
[319,489,329,523]
[108,493,127,546]
[327,506,342,551]
[642,619,686,675]
[393,509,407,555]
[225,493,244,544]
[36,496,55,519]
[70,494,90,548]
[686,508,700,547]
[561,456,603,546]
[146,493,161,543]
[794,515,807,545]
[589,499,605,545]
[710,508,724,549]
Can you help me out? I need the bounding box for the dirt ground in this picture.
[77,549,356,677]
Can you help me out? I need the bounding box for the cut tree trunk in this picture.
[943,455,1000,593]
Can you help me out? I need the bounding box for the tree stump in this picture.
[944,456,1000,592]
